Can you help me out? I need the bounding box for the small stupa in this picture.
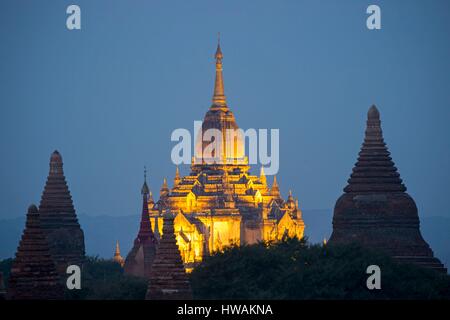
[7,205,64,300]
[329,105,446,273]
[113,241,125,267]
[146,210,192,300]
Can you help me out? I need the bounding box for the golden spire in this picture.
[160,177,169,198]
[115,240,121,256]
[260,167,267,185]
[271,175,280,198]
[113,240,124,267]
[148,191,154,204]
[174,166,181,186]
[212,33,227,108]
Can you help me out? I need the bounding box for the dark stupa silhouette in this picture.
[39,150,85,274]
[146,210,192,300]
[329,105,446,273]
[7,205,64,300]
[124,170,158,278]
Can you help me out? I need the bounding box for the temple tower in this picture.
[329,105,446,273]
[146,210,192,300]
[192,40,246,171]
[39,150,85,274]
[271,176,281,198]
[124,169,158,278]
[148,41,304,269]
[7,205,64,300]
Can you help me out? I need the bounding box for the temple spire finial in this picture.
[212,34,227,108]
[113,240,125,267]
[160,177,169,198]
[149,191,154,203]
[260,167,267,185]
[174,166,181,186]
[141,166,149,195]
[115,240,121,256]
[368,104,380,120]
[273,175,278,188]
[271,175,281,198]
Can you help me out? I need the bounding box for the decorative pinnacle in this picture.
[50,150,62,163]
[365,104,383,140]
[272,175,279,188]
[141,166,149,195]
[115,240,121,256]
[149,191,154,203]
[49,150,63,175]
[368,104,380,120]
[215,32,223,61]
[260,167,267,184]
[27,204,38,214]
[212,34,227,107]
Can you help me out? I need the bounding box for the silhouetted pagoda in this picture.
[124,169,158,278]
[329,106,446,273]
[39,150,85,274]
[7,205,64,300]
[146,210,192,300]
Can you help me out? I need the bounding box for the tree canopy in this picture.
[190,238,450,299]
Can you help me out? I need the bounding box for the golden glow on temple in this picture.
[147,42,305,270]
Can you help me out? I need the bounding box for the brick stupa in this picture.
[329,106,446,273]
[124,171,157,278]
[146,210,192,300]
[39,150,85,274]
[7,205,64,300]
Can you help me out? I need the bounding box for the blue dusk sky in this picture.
[0,0,449,220]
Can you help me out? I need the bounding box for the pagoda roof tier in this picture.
[344,106,406,193]
[38,151,85,274]
[7,205,64,300]
[146,211,192,300]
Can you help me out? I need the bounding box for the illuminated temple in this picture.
[146,42,305,270]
